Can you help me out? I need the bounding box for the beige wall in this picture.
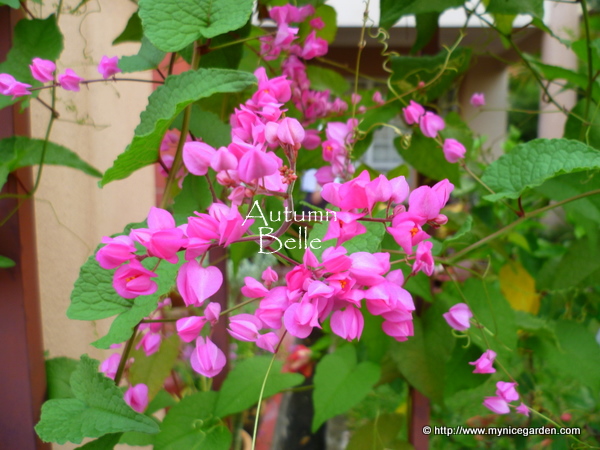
[538,1,579,138]
[29,0,155,426]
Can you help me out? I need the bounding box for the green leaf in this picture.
[172,175,211,216]
[572,39,600,72]
[390,300,454,404]
[0,16,63,110]
[390,47,471,103]
[480,138,600,201]
[35,355,159,445]
[312,345,380,432]
[394,134,460,186]
[138,0,254,52]
[536,171,600,246]
[0,136,102,191]
[0,255,15,268]
[113,13,143,45]
[119,37,166,73]
[564,99,600,150]
[176,105,231,148]
[0,0,20,8]
[531,321,600,397]
[538,236,600,290]
[215,357,304,418]
[129,335,181,400]
[306,65,350,97]
[379,0,464,29]
[46,357,79,400]
[444,344,488,397]
[442,215,473,251]
[403,272,433,302]
[154,391,231,450]
[461,279,517,357]
[412,13,440,54]
[100,69,256,186]
[308,219,386,260]
[486,0,543,18]
[91,257,184,349]
[347,413,410,450]
[298,4,337,43]
[75,433,123,449]
[525,56,600,100]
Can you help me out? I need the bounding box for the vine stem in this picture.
[449,188,600,262]
[28,77,165,92]
[160,41,201,209]
[580,0,594,141]
[251,331,287,450]
[114,323,140,385]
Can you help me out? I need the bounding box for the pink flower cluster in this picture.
[260,5,327,62]
[179,67,310,204]
[443,303,529,417]
[0,56,120,99]
[402,100,466,164]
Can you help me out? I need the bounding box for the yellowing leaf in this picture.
[499,262,540,314]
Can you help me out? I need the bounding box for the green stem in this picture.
[251,331,286,450]
[580,0,594,141]
[160,42,201,209]
[527,407,591,448]
[351,0,370,119]
[114,323,140,385]
[449,188,600,262]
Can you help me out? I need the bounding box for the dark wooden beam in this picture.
[0,6,50,450]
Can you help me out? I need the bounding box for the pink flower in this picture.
[372,91,385,105]
[443,138,466,163]
[330,307,364,341]
[176,260,223,307]
[241,277,269,298]
[190,336,226,378]
[0,74,31,99]
[237,149,279,183]
[382,319,414,342]
[265,117,306,151]
[412,240,434,276]
[113,259,158,299]
[470,92,485,107]
[310,17,325,29]
[183,141,216,176]
[30,58,56,83]
[136,332,161,356]
[100,353,121,379]
[389,176,409,204]
[323,211,367,246]
[283,301,320,339]
[130,207,187,263]
[419,111,445,138]
[496,381,519,402]
[96,235,136,269]
[228,313,263,342]
[176,316,206,343]
[442,303,472,331]
[262,267,278,286]
[124,384,149,413]
[302,31,328,59]
[257,332,280,353]
[98,55,121,79]
[58,68,84,92]
[403,100,425,125]
[516,402,529,417]
[483,396,510,414]
[469,350,496,374]
[204,302,221,325]
[302,129,321,150]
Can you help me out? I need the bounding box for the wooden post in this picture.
[0,7,50,449]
